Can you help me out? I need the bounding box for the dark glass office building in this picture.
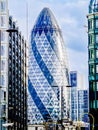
[88,0,98,129]
[0,0,27,130]
[8,16,27,130]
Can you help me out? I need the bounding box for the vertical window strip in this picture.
[96,19,98,28]
[93,100,95,108]
[92,82,95,91]
[96,50,98,58]
[88,19,94,29]
[97,100,98,108]
[96,81,98,91]
[96,64,98,73]
[89,34,94,44]
[96,34,98,43]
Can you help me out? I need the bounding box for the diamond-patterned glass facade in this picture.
[28,7,69,124]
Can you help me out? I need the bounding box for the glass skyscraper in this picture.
[0,0,27,129]
[70,71,88,123]
[70,71,78,121]
[8,16,27,130]
[0,0,8,129]
[78,90,88,122]
[88,0,98,129]
[28,7,69,124]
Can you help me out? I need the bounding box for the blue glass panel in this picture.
[28,78,51,121]
[46,32,60,59]
[31,40,54,86]
[70,72,77,87]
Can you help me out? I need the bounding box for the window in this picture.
[0,45,5,56]
[0,75,5,86]
[0,15,6,27]
[96,34,98,43]
[90,82,95,91]
[96,50,98,58]
[97,100,98,108]
[96,19,98,28]
[96,82,98,91]
[88,19,94,29]
[0,1,6,12]
[1,31,5,41]
[4,91,6,100]
[93,100,95,108]
[89,50,94,59]
[96,64,98,73]
[0,60,5,71]
[89,64,94,74]
[89,34,94,44]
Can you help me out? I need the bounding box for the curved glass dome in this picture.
[28,7,69,124]
[89,0,98,13]
[33,7,60,31]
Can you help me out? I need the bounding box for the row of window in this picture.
[88,19,98,30]
[0,15,6,27]
[0,0,6,13]
[89,49,98,59]
[0,31,6,41]
[89,34,98,44]
[0,75,5,86]
[90,81,98,91]
[0,45,6,56]
[89,64,98,75]
[91,100,98,108]
[0,59,6,71]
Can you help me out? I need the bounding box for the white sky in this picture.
[8,0,90,88]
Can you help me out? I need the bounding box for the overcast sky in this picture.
[8,0,90,88]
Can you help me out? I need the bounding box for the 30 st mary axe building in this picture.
[0,0,27,129]
[88,0,98,129]
[28,7,69,124]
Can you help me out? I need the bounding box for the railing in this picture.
[78,112,94,130]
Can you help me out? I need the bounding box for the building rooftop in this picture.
[33,7,60,31]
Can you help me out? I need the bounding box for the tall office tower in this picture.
[0,0,27,130]
[0,0,9,129]
[78,90,88,122]
[88,0,98,129]
[70,71,88,122]
[28,7,69,124]
[8,16,27,130]
[70,71,78,121]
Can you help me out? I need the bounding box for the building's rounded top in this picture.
[89,0,98,13]
[33,7,60,31]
